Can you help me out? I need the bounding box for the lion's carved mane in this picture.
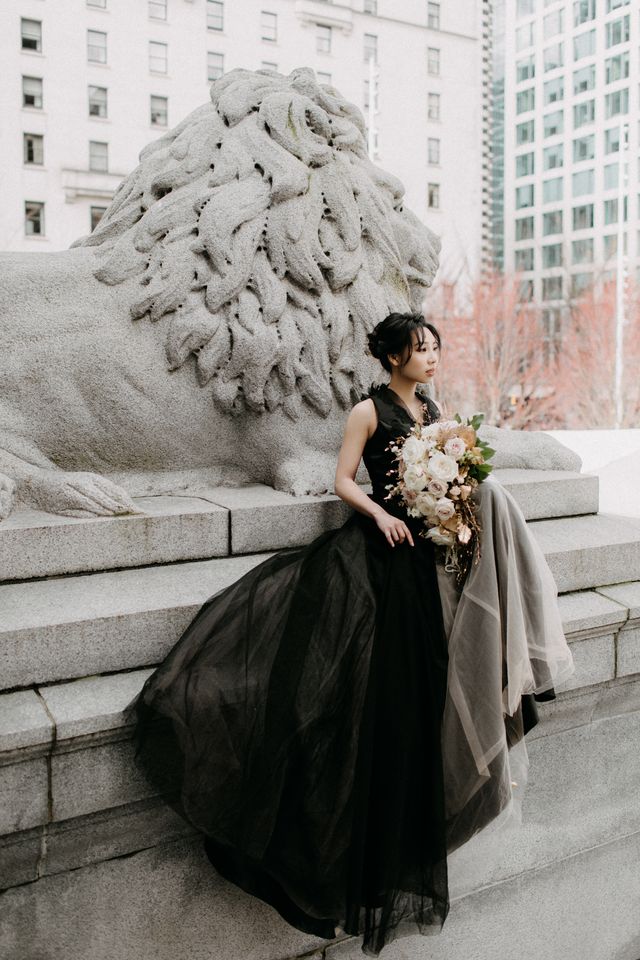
[72,67,441,420]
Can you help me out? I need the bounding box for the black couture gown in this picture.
[128,382,569,957]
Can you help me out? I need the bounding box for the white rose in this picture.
[401,436,427,465]
[427,452,459,483]
[427,477,448,498]
[439,420,460,431]
[426,526,455,546]
[403,464,428,492]
[444,436,467,459]
[434,497,455,521]
[421,424,441,440]
[415,491,438,518]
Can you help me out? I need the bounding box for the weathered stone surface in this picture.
[0,68,581,525]
[0,757,49,835]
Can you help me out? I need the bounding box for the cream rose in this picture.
[434,497,455,521]
[444,436,467,459]
[426,526,455,546]
[415,491,438,518]
[401,436,428,464]
[403,464,428,492]
[427,452,459,483]
[426,477,448,498]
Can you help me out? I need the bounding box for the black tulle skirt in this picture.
[129,502,451,956]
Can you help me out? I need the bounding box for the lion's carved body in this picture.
[0,68,579,520]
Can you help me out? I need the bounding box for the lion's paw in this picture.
[22,470,146,519]
[272,452,336,497]
[0,473,17,520]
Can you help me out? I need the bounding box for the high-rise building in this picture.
[502,0,637,313]
[1,0,486,285]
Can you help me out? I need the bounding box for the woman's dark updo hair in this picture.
[367,312,441,373]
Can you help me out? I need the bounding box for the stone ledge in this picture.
[0,470,599,582]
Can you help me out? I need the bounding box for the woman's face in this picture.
[393,326,440,383]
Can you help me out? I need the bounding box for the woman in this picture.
[128,311,574,957]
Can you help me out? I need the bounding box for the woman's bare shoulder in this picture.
[349,397,377,439]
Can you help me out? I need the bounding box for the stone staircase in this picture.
[1,468,640,960]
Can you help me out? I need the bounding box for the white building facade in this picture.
[503,0,638,312]
[1,0,486,284]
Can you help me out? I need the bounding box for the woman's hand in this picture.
[374,511,415,548]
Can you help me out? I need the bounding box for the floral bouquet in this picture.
[384,413,496,587]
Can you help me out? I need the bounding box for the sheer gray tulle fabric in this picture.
[435,475,575,852]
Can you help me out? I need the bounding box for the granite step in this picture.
[1,676,638,959]
[0,469,599,582]
[0,582,638,883]
[1,509,638,692]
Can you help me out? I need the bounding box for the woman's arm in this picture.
[334,400,415,547]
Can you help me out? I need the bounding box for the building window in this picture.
[604,127,621,153]
[519,279,534,301]
[317,70,331,84]
[90,206,107,231]
[604,197,628,224]
[541,307,563,364]
[364,0,378,12]
[261,61,278,72]
[364,33,377,63]
[21,19,42,52]
[544,76,563,104]
[605,51,629,84]
[573,99,595,128]
[516,119,534,145]
[516,22,534,52]
[543,9,562,39]
[515,183,534,208]
[543,210,563,235]
[516,151,534,176]
[604,88,628,119]
[515,216,534,240]
[573,63,595,93]
[23,133,44,165]
[207,52,224,81]
[606,0,629,9]
[261,11,277,41]
[87,30,107,64]
[517,87,535,113]
[149,0,167,19]
[542,243,563,268]
[87,0,107,7]
[543,177,563,202]
[517,0,535,14]
[427,92,440,120]
[572,168,594,196]
[89,140,108,172]
[427,183,440,208]
[573,0,595,26]
[572,203,594,229]
[543,144,563,171]
[149,41,168,73]
[25,201,44,236]
[150,95,168,126]
[88,85,108,118]
[428,137,440,164]
[363,79,378,110]
[573,133,594,161]
[317,24,332,54]
[603,234,619,259]
[516,55,535,82]
[605,15,630,48]
[427,47,440,75]
[543,42,563,72]
[571,273,592,297]
[542,276,563,300]
[603,163,618,189]
[22,76,43,109]
[573,30,595,60]
[427,2,440,30]
[207,1,223,30]
[544,109,563,137]
[515,248,534,271]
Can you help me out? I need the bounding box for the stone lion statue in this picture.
[0,66,578,521]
